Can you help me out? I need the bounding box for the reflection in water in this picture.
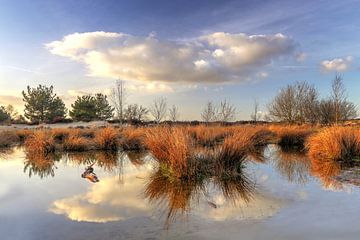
[81,164,100,183]
[144,159,256,227]
[23,152,61,179]
[50,166,153,223]
[273,146,310,184]
[310,155,343,190]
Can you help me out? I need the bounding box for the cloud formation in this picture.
[46,31,296,84]
[321,56,353,72]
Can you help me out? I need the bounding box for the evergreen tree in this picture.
[69,95,98,122]
[22,85,66,123]
[70,94,114,121]
[95,93,114,120]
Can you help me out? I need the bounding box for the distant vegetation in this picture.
[0,74,357,125]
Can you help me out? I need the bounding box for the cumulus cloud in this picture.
[46,31,296,84]
[321,56,353,72]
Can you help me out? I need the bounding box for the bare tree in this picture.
[5,104,18,120]
[150,97,167,123]
[217,99,236,122]
[250,99,260,122]
[268,81,319,124]
[168,105,180,122]
[318,98,357,124]
[331,74,356,124]
[110,80,126,123]
[201,101,217,123]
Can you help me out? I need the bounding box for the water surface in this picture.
[0,146,359,240]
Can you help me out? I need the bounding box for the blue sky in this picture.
[0,0,359,120]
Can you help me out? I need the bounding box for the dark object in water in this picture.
[81,164,100,183]
[207,201,217,209]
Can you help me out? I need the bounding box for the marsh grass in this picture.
[306,126,360,166]
[270,125,314,150]
[0,130,19,147]
[63,130,91,151]
[25,130,55,155]
[119,127,146,151]
[94,127,119,150]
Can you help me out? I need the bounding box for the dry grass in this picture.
[306,126,360,166]
[94,127,119,150]
[119,127,146,151]
[63,130,91,151]
[0,130,19,147]
[25,130,55,155]
[306,126,360,189]
[145,127,191,176]
[187,125,230,147]
[51,128,71,143]
[270,125,315,150]
[16,129,33,142]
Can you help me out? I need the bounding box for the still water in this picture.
[0,146,359,240]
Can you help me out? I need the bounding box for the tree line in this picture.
[0,75,357,124]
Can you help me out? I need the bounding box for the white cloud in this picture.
[49,168,153,223]
[46,31,296,84]
[321,56,353,72]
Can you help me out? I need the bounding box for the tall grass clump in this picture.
[306,126,360,167]
[145,127,191,177]
[25,130,55,155]
[119,127,146,151]
[94,127,119,150]
[187,125,230,147]
[62,130,91,151]
[0,130,19,147]
[271,125,314,150]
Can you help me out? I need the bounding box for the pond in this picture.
[0,146,359,240]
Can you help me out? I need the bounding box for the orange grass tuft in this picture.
[145,127,191,175]
[25,130,55,155]
[94,127,119,150]
[63,130,91,151]
[119,127,146,150]
[270,125,315,149]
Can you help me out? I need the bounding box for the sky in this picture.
[0,0,359,120]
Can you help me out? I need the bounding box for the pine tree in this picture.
[22,85,66,123]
